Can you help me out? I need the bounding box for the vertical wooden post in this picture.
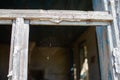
[8,19,16,80]
[93,0,120,80]
[8,18,29,80]
[93,0,114,80]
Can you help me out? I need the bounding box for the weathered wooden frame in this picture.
[2,2,117,79]
[93,0,120,80]
[8,18,29,80]
[0,9,112,26]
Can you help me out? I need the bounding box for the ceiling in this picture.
[0,25,88,47]
[0,0,93,47]
[30,26,88,47]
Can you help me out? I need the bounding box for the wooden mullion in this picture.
[8,18,29,80]
[8,20,16,80]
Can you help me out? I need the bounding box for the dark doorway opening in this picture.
[0,25,12,80]
[0,0,101,80]
[28,26,101,80]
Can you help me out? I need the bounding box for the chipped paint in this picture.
[113,48,120,73]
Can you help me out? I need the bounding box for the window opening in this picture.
[0,25,12,80]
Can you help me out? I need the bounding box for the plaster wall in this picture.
[73,27,100,80]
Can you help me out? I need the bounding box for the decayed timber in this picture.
[0,9,113,26]
[93,0,114,80]
[8,20,16,80]
[30,20,111,26]
[110,0,120,47]
[0,20,111,26]
[110,0,120,80]
[8,18,29,80]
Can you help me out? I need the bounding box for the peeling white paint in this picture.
[113,48,120,73]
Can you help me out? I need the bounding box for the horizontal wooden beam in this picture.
[0,20,110,26]
[0,9,113,26]
[30,20,111,26]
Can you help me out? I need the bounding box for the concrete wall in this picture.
[73,27,100,80]
[29,47,70,80]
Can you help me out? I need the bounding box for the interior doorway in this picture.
[0,25,101,80]
[27,26,100,80]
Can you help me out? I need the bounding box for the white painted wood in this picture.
[8,18,29,80]
[19,19,29,80]
[102,0,115,80]
[0,9,112,23]
[110,0,120,47]
[0,20,12,25]
[30,20,111,26]
[102,0,120,80]
[0,20,111,26]
[8,20,16,80]
[110,0,120,80]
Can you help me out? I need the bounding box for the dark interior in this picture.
[0,0,101,80]
[30,26,88,47]
[0,0,93,45]
[0,0,93,10]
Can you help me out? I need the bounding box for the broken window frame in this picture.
[0,0,118,80]
[3,10,115,80]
